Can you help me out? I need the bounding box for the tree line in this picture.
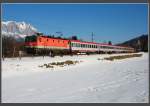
[2,35,25,58]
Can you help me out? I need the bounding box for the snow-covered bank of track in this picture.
[2,53,149,103]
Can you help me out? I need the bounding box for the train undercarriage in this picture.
[25,47,131,57]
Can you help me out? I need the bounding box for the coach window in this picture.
[47,39,48,42]
[53,40,54,43]
[75,43,77,47]
[78,44,80,47]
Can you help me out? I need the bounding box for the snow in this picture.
[2,52,149,103]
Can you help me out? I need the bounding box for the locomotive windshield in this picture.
[25,35,37,42]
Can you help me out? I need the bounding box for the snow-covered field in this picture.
[2,52,149,103]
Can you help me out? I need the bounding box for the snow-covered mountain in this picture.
[2,21,38,39]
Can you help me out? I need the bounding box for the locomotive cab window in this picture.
[39,38,41,42]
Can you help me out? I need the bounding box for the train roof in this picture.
[71,40,133,49]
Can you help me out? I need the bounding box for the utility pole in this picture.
[91,32,94,42]
[137,40,141,52]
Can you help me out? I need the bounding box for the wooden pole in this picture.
[13,47,16,58]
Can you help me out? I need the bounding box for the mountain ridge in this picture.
[2,21,38,39]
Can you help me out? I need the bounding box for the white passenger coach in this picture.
[70,40,134,53]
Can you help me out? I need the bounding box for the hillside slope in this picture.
[116,35,148,52]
